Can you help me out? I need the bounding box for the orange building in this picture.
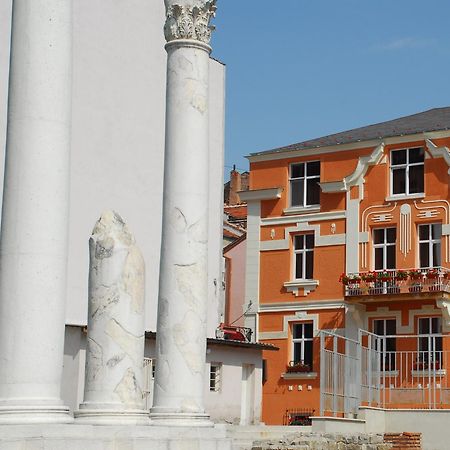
[238,107,450,425]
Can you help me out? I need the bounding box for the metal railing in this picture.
[343,267,450,297]
[320,330,450,416]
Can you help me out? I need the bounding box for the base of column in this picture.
[74,408,150,425]
[0,405,73,424]
[149,410,213,427]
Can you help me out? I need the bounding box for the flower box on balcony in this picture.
[347,288,363,296]
[409,284,423,293]
[387,285,401,294]
[286,361,312,373]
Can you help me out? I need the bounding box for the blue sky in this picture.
[212,1,450,177]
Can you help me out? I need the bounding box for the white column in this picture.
[0,0,72,423]
[75,211,149,424]
[150,0,217,426]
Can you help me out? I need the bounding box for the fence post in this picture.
[333,335,338,417]
[356,329,362,415]
[320,331,325,416]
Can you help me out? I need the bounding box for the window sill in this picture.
[282,371,318,380]
[284,279,319,297]
[283,205,320,215]
[411,369,446,377]
[385,193,425,202]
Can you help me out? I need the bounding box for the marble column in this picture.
[76,211,148,424]
[0,0,72,424]
[150,0,217,426]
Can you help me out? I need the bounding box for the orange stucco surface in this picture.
[251,134,450,424]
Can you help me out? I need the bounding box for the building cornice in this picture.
[247,130,450,163]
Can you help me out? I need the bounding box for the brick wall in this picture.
[384,432,421,450]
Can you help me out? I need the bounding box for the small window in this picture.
[390,147,424,196]
[373,228,396,270]
[292,322,313,369]
[209,363,222,392]
[373,319,396,370]
[418,224,442,268]
[289,161,320,207]
[418,317,442,365]
[294,234,314,279]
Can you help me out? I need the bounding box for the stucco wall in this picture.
[225,239,247,327]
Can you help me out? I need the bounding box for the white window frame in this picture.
[390,147,424,197]
[418,317,442,363]
[373,318,397,370]
[294,234,314,280]
[372,227,396,270]
[289,161,320,208]
[418,223,442,268]
[292,322,313,367]
[209,362,222,392]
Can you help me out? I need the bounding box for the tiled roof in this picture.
[250,107,450,157]
[224,204,247,219]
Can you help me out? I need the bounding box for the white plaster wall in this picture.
[205,345,262,424]
[0,2,226,333]
[62,326,86,413]
[143,338,263,424]
[225,239,247,327]
[207,59,226,338]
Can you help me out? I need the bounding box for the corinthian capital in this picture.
[164,0,217,45]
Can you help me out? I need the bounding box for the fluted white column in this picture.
[75,211,149,425]
[0,0,72,423]
[150,0,217,426]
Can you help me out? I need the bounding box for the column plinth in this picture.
[0,0,72,424]
[150,0,217,427]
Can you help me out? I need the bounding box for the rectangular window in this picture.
[290,161,320,207]
[209,363,222,392]
[294,234,314,279]
[373,319,396,370]
[419,223,442,268]
[390,147,424,196]
[292,322,313,369]
[418,317,442,365]
[373,228,396,270]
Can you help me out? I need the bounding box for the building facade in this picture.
[240,108,450,424]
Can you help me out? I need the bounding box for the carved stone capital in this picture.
[164,0,217,45]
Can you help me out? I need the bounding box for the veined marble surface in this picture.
[76,211,148,424]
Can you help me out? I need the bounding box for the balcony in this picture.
[342,267,450,298]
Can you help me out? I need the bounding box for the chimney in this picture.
[229,166,242,205]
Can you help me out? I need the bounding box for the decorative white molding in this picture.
[414,199,450,263]
[261,210,346,226]
[260,221,345,252]
[385,193,425,202]
[281,372,318,380]
[426,139,450,174]
[365,305,439,334]
[284,279,319,297]
[164,0,217,44]
[283,205,320,215]
[360,203,397,269]
[319,143,385,193]
[400,203,412,258]
[258,312,321,340]
[238,187,282,202]
[436,299,450,333]
[259,300,345,313]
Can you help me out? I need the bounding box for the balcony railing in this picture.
[342,267,450,297]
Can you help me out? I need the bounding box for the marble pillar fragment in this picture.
[75,211,148,424]
[150,0,217,426]
[0,0,72,424]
